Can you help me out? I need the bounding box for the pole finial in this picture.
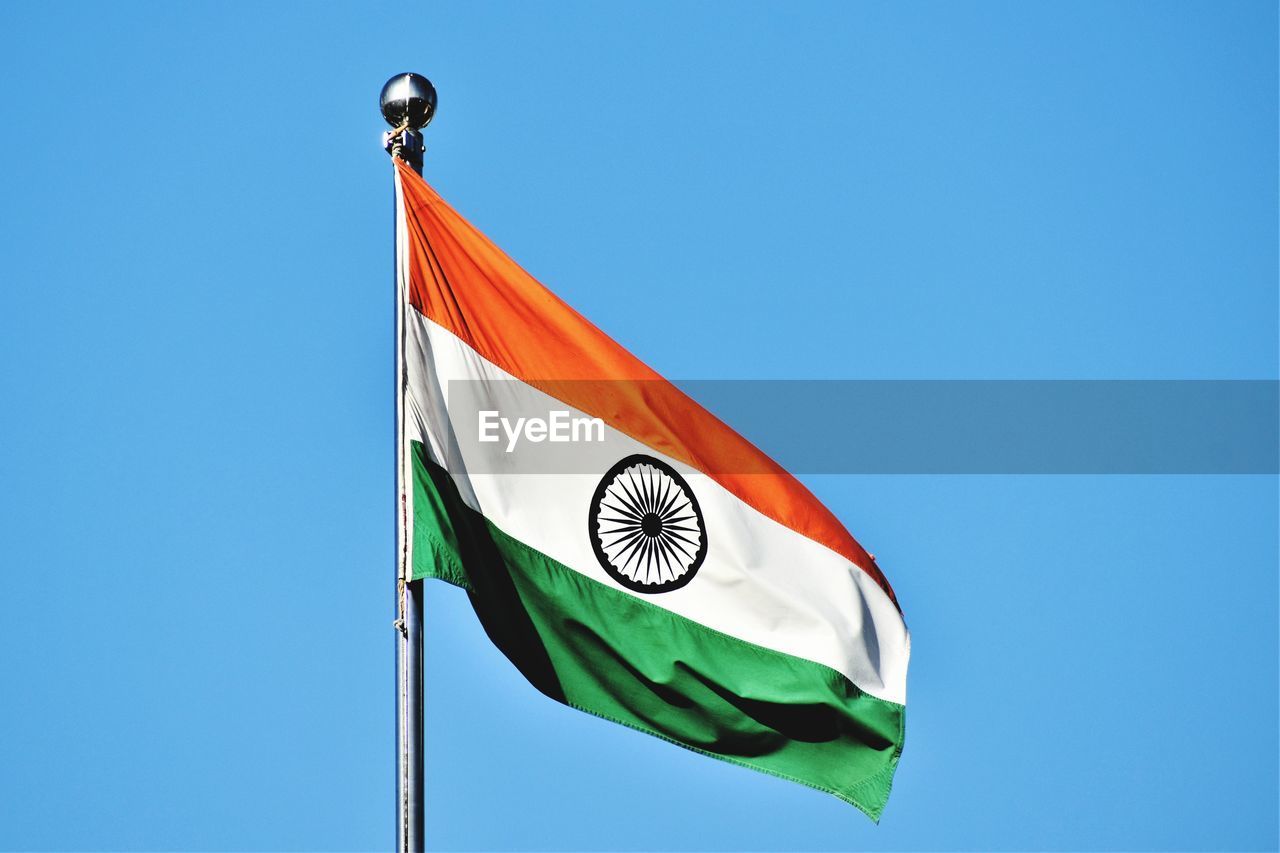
[381,73,435,174]
[381,73,437,131]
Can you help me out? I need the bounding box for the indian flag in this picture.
[393,160,909,820]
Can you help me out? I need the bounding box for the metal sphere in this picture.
[380,73,437,130]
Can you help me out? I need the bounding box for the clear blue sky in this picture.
[0,1,1276,850]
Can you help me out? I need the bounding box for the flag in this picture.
[393,160,909,820]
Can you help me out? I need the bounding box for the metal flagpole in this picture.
[381,72,436,853]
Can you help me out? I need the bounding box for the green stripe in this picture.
[411,442,904,821]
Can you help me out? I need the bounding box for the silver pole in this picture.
[381,72,437,853]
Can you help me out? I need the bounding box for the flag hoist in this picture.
[380,72,909,850]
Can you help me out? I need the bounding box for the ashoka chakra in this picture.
[588,454,707,594]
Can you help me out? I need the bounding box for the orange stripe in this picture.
[396,160,898,608]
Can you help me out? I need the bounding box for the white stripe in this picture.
[405,311,910,705]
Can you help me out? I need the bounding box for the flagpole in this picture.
[381,72,436,853]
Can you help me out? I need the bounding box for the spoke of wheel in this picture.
[650,475,671,521]
[604,527,647,553]
[596,522,645,535]
[655,480,682,519]
[642,466,660,516]
[655,535,677,579]
[662,527,701,550]
[623,469,642,516]
[652,534,670,578]
[599,516,644,529]
[617,533,649,574]
[615,477,648,521]
[605,488,646,522]
[637,467,656,516]
[601,526,644,545]
[637,535,650,581]
[627,468,652,517]
[611,484,648,521]
[659,496,690,522]
[600,503,641,527]
[662,531,697,561]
